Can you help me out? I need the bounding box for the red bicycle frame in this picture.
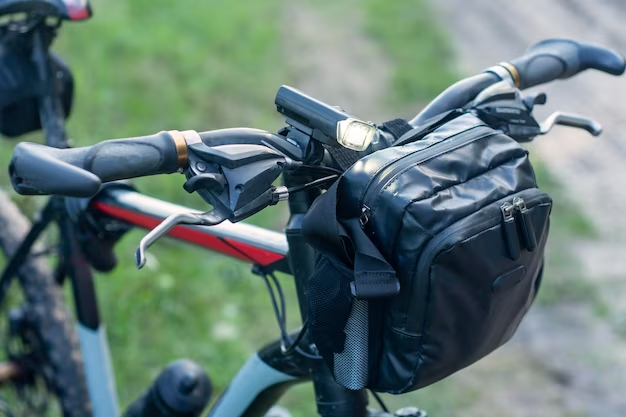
[87,185,290,273]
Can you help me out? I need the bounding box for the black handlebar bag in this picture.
[302,113,551,394]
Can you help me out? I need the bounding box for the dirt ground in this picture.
[432,1,626,416]
[284,1,626,416]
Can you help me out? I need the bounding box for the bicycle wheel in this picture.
[0,190,91,417]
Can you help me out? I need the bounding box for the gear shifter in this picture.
[134,130,299,269]
[471,80,603,142]
[522,92,547,111]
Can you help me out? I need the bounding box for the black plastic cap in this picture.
[155,359,212,416]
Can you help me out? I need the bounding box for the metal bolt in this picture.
[195,162,207,172]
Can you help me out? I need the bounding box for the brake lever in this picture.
[539,111,603,136]
[471,82,603,141]
[135,207,230,269]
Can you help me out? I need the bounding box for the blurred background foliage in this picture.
[0,0,595,415]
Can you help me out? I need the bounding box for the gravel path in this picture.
[431,1,626,416]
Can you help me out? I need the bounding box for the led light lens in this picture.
[337,118,376,151]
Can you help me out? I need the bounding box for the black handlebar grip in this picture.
[508,39,626,89]
[9,131,182,197]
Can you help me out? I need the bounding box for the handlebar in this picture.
[409,73,500,126]
[10,131,186,197]
[509,39,626,89]
[8,38,625,201]
[411,39,625,125]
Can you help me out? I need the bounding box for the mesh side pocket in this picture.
[334,299,369,390]
[307,255,355,378]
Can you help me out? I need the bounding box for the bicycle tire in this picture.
[0,189,91,417]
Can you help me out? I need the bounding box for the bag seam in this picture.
[357,124,488,205]
[385,134,522,258]
[378,143,529,218]
[370,130,500,215]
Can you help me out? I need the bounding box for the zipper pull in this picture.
[501,202,520,260]
[360,205,371,227]
[513,197,537,251]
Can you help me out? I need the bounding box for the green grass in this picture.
[0,0,457,415]
[364,0,457,108]
[49,0,303,410]
[1,0,596,415]
[1,0,302,412]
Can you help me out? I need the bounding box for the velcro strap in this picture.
[302,180,400,300]
[323,145,363,171]
[343,218,400,299]
[380,118,414,140]
[352,271,400,299]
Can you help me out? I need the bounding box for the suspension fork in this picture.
[283,173,369,417]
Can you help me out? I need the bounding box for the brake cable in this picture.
[265,269,393,412]
[272,175,338,204]
[256,270,322,360]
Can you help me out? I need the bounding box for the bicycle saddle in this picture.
[0,0,91,20]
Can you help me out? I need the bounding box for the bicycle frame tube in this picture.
[88,186,290,273]
[208,333,312,417]
[82,176,368,416]
[14,23,367,417]
[58,214,119,417]
[82,188,299,417]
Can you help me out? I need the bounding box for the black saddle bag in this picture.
[302,113,551,393]
[0,41,73,138]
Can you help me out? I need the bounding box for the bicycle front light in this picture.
[336,118,376,151]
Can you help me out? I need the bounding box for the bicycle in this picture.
[0,1,93,416]
[2,7,626,417]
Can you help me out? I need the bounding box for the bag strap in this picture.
[380,118,414,140]
[342,217,400,299]
[302,180,400,300]
[323,145,363,171]
[321,110,465,172]
[394,109,465,146]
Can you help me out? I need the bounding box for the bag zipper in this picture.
[513,197,537,251]
[501,202,520,260]
[404,189,548,329]
[360,125,496,226]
